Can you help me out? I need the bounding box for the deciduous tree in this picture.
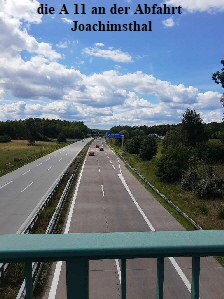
[138,136,157,161]
[181,109,207,147]
[212,59,224,108]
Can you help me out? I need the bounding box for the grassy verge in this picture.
[108,140,224,231]
[109,140,224,266]
[0,140,78,176]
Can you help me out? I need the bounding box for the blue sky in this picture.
[0,0,224,129]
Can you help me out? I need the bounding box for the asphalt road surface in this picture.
[0,138,91,235]
[43,138,224,299]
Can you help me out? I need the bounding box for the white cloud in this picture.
[200,110,223,123]
[0,2,223,127]
[83,46,133,63]
[0,55,83,100]
[164,0,224,13]
[162,17,175,27]
[56,42,69,48]
[61,18,73,24]
[0,9,60,61]
[2,0,42,23]
[94,43,105,47]
[195,91,222,109]
[0,89,4,101]
[0,2,83,101]
[86,71,199,105]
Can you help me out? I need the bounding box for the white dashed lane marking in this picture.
[22,170,30,176]
[0,181,13,190]
[101,184,105,197]
[21,182,33,193]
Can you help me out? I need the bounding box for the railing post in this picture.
[121,259,126,299]
[25,262,33,299]
[66,258,89,299]
[156,257,164,299]
[191,256,200,299]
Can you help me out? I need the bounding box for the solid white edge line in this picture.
[47,261,63,299]
[47,154,88,299]
[118,173,155,232]
[169,257,191,292]
[117,172,192,293]
[115,259,121,284]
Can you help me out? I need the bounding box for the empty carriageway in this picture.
[17,138,224,299]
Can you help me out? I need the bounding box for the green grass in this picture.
[0,140,76,176]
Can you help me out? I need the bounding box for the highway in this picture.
[43,138,224,299]
[0,138,91,235]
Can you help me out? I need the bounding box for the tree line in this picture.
[110,108,224,199]
[0,118,90,144]
[110,122,224,140]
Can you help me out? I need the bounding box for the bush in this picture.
[155,145,190,182]
[198,206,209,215]
[181,165,224,199]
[181,166,198,191]
[218,209,224,219]
[162,127,187,150]
[57,133,67,143]
[0,134,11,143]
[125,136,143,155]
[193,141,224,163]
[138,136,157,161]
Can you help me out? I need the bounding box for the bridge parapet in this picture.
[1,230,224,299]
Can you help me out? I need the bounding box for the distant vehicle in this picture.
[96,145,99,148]
[88,151,95,156]
[99,147,104,151]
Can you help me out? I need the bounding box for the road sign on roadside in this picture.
[106,133,122,138]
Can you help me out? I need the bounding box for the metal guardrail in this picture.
[15,160,83,299]
[0,142,91,296]
[1,231,224,299]
[15,145,90,299]
[108,143,202,231]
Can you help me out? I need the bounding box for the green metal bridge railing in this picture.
[1,230,224,299]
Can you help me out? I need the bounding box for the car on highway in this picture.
[88,151,95,156]
[96,145,99,148]
[99,147,104,151]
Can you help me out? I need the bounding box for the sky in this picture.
[0,0,224,129]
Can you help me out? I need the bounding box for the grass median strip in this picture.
[0,144,90,299]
